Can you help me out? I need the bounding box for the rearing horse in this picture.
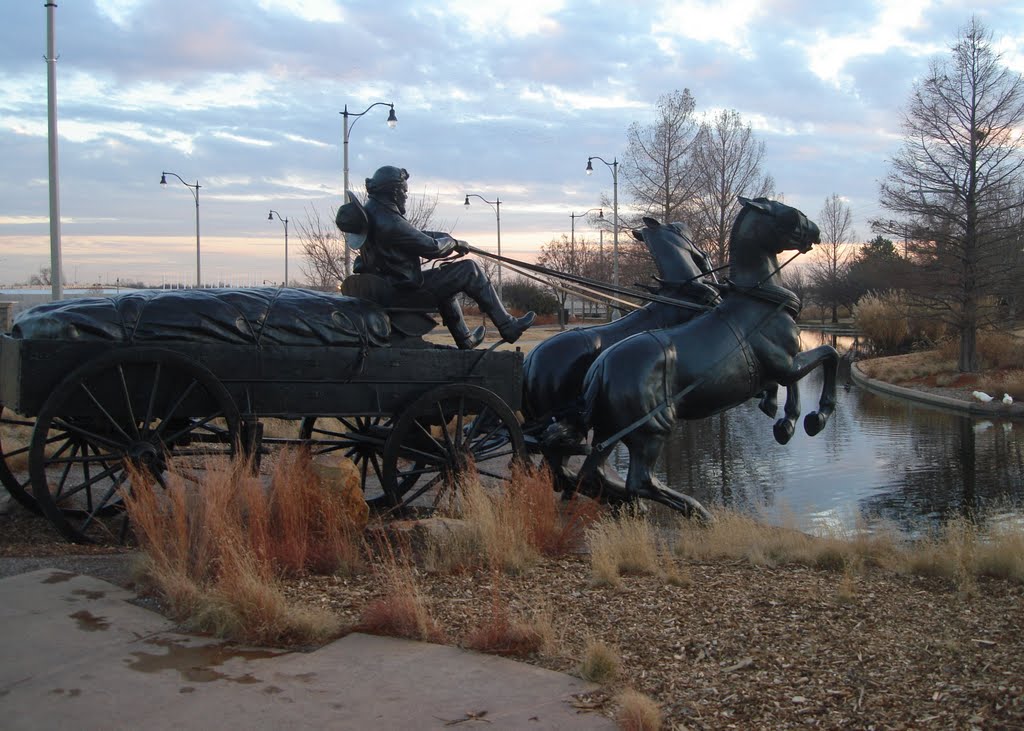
[577,197,839,517]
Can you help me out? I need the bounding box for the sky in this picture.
[1,0,1022,287]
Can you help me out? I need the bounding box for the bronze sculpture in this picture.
[336,166,534,349]
[571,197,839,517]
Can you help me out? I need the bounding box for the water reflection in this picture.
[612,330,1024,534]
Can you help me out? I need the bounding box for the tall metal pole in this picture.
[160,172,200,287]
[586,156,620,318]
[463,194,502,300]
[269,210,289,285]
[341,102,396,278]
[45,2,62,300]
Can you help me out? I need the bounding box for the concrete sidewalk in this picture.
[0,568,613,730]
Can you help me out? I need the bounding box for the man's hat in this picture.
[335,190,369,249]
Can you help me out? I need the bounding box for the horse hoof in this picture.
[804,412,826,436]
[773,420,795,445]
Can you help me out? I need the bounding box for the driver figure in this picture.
[339,165,534,349]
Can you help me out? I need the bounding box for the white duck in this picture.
[1003,393,1014,405]
[973,390,994,403]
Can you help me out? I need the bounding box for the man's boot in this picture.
[440,298,486,349]
[473,283,535,344]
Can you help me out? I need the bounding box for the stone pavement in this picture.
[0,568,613,730]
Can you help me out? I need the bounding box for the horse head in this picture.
[631,217,708,284]
[728,197,820,287]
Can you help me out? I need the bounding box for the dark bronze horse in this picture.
[577,197,839,517]
[523,218,720,428]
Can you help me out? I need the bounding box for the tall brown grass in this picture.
[123,449,366,646]
[426,463,602,575]
[586,508,663,587]
[463,569,552,657]
[355,534,446,643]
[854,291,911,354]
[578,638,621,683]
[673,507,1024,585]
[616,689,662,731]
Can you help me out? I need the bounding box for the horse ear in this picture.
[738,196,769,213]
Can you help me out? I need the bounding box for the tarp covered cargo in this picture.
[11,287,391,347]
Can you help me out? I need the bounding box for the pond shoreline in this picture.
[850,361,1024,419]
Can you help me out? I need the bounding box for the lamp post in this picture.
[342,101,397,277]
[585,156,619,288]
[463,193,502,300]
[570,207,603,246]
[160,171,201,287]
[268,210,289,285]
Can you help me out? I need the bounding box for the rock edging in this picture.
[850,362,1024,419]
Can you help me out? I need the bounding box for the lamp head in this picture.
[268,211,273,220]
[160,173,168,186]
[463,195,470,207]
[387,105,397,128]
[598,209,604,219]
[585,159,594,175]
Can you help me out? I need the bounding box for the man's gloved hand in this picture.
[454,240,471,255]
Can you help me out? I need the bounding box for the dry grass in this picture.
[672,506,1024,586]
[355,535,447,643]
[586,508,666,587]
[857,349,956,383]
[616,688,662,731]
[462,571,553,657]
[578,638,621,683]
[122,450,367,645]
[854,291,910,354]
[426,464,602,575]
[939,328,1024,370]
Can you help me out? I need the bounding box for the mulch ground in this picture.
[6,499,1021,730]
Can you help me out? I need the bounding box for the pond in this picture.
[609,331,1024,536]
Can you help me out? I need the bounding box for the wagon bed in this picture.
[0,325,525,543]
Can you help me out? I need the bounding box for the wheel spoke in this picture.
[53,460,124,504]
[52,417,126,452]
[78,472,128,532]
[153,378,200,438]
[1,415,35,429]
[162,410,227,445]
[395,474,444,507]
[116,364,141,440]
[78,381,133,444]
[142,362,162,429]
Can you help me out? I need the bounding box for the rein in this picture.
[464,245,713,314]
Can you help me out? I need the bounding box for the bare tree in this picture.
[621,89,701,222]
[874,17,1024,371]
[297,205,345,290]
[537,234,599,329]
[301,188,447,288]
[807,194,856,323]
[688,109,775,269]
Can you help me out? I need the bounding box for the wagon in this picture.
[0,285,526,543]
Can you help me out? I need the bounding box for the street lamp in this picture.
[463,193,503,300]
[342,101,397,277]
[160,171,201,287]
[268,210,289,285]
[570,207,603,246]
[589,154,618,290]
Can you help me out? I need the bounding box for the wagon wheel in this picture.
[381,384,526,512]
[29,348,240,544]
[298,415,420,508]
[0,404,40,514]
